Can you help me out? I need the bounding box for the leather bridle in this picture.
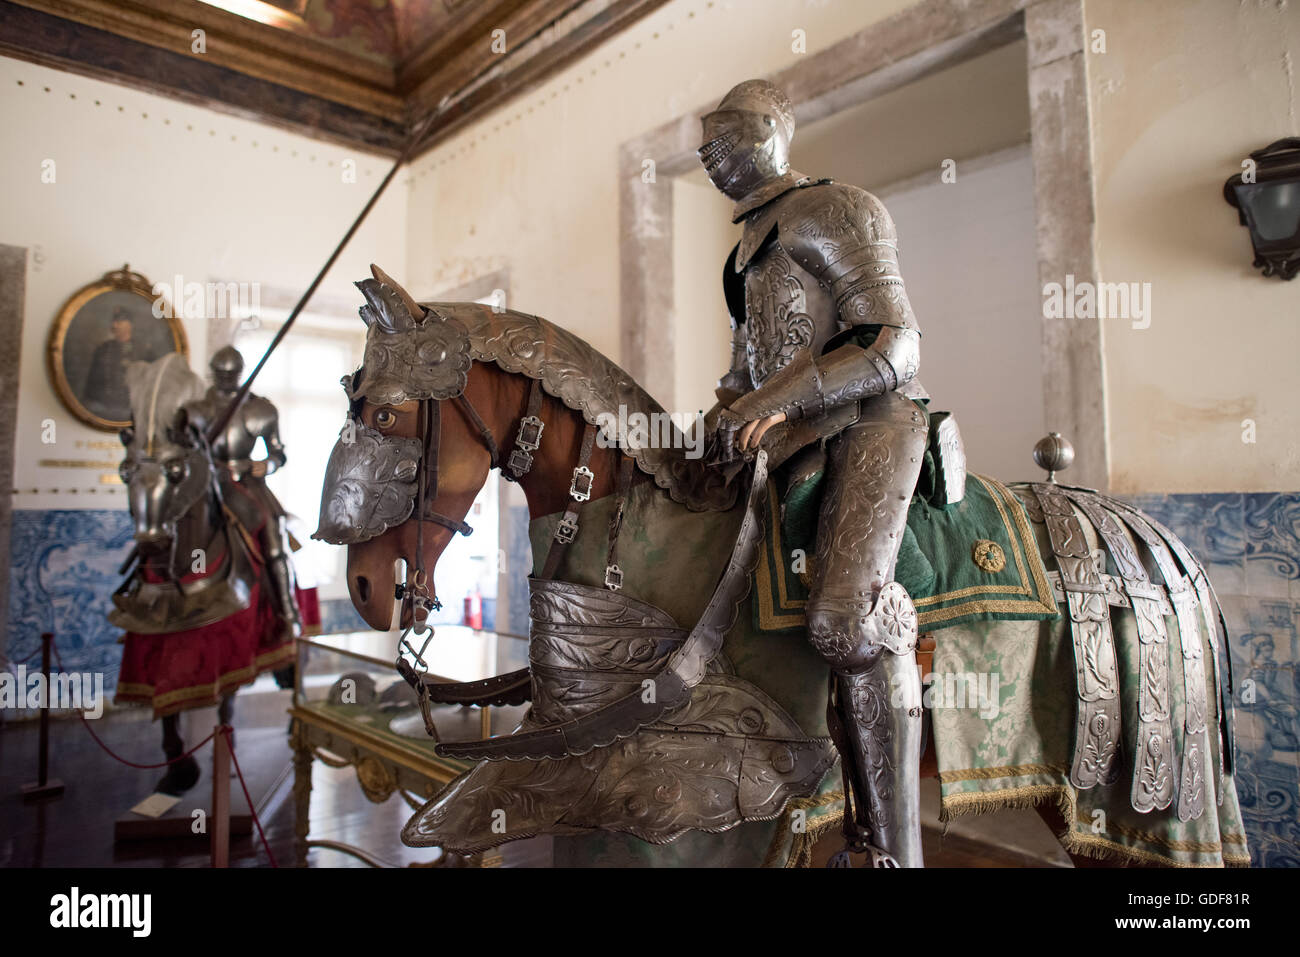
[396,379,549,628]
[395,379,550,734]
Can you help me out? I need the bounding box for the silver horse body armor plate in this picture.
[403,578,835,854]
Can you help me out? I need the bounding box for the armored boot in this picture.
[805,393,928,867]
[819,586,924,866]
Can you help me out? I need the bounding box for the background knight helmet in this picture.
[698,79,795,200]
[210,345,244,392]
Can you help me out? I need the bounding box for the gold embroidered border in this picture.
[755,486,808,631]
[115,642,295,717]
[939,762,1070,783]
[757,473,1057,631]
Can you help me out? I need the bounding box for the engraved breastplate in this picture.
[743,239,838,386]
[195,390,260,462]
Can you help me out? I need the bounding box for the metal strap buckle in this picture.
[507,448,534,477]
[570,465,595,502]
[515,415,544,452]
[604,564,624,591]
[555,517,579,544]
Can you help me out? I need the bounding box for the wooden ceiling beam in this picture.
[7,0,402,116]
[0,0,672,156]
[0,0,407,152]
[409,0,671,155]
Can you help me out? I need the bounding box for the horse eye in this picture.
[374,409,397,430]
[165,459,188,483]
[119,460,134,482]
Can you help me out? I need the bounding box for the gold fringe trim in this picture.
[761,790,845,868]
[941,782,1250,867]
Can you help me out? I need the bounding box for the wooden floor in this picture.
[0,680,1068,868]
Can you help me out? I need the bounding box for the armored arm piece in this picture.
[715,323,751,407]
[261,424,287,475]
[725,185,920,424]
[249,397,287,476]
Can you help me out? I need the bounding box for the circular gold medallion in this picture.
[972,539,1006,573]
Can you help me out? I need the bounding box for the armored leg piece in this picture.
[263,517,303,640]
[826,625,924,867]
[806,393,928,867]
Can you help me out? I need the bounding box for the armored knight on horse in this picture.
[703,79,928,865]
[311,81,1246,868]
[112,351,314,793]
[181,345,304,642]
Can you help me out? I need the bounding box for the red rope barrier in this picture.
[9,645,42,665]
[47,638,214,769]
[46,634,280,867]
[222,727,278,868]
[79,715,216,770]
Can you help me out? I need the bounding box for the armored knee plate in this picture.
[807,581,919,674]
[808,582,924,867]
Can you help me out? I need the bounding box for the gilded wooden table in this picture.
[288,627,528,867]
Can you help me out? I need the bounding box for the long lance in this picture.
[119,113,436,577]
[205,112,437,443]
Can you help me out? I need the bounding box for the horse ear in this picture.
[119,425,134,448]
[370,264,424,321]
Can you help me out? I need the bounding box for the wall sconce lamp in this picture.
[1224,137,1300,280]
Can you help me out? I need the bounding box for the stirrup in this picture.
[827,843,900,869]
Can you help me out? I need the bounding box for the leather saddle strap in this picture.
[603,453,636,588]
[397,659,532,707]
[505,379,545,480]
[454,394,500,470]
[539,422,599,581]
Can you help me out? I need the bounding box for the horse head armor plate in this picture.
[313,276,472,546]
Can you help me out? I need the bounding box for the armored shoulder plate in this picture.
[242,394,277,425]
[773,183,918,333]
[776,181,896,271]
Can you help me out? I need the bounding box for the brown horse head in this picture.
[314,266,621,630]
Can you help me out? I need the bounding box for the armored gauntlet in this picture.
[718,324,919,429]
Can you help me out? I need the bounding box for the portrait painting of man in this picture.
[47,267,187,430]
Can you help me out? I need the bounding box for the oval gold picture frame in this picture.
[46,264,189,432]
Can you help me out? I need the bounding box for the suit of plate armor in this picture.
[703,80,927,866]
[184,346,303,639]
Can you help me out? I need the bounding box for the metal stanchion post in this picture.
[211,726,231,867]
[21,632,65,801]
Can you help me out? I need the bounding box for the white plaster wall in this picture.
[1085,0,1300,493]
[876,146,1045,480]
[0,56,407,512]
[403,0,917,372]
